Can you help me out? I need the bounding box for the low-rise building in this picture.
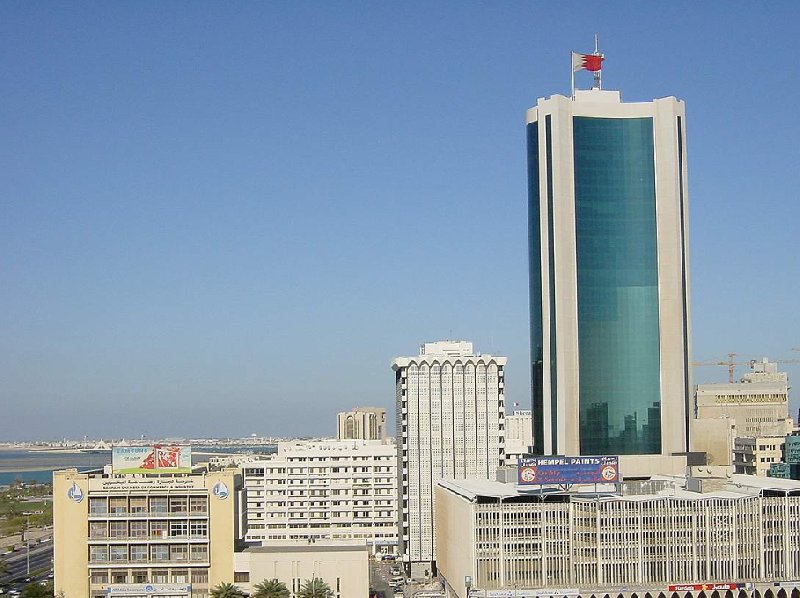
[241,439,397,554]
[232,540,368,598]
[435,475,800,598]
[53,466,240,598]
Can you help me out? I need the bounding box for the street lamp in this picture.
[22,511,35,576]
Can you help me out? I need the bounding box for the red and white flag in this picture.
[572,52,603,73]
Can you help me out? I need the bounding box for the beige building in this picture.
[695,359,792,438]
[53,467,239,598]
[733,435,787,476]
[241,439,397,553]
[336,407,387,440]
[232,540,368,598]
[436,476,800,598]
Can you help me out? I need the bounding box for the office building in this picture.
[436,475,800,598]
[695,359,792,437]
[526,88,691,460]
[393,340,506,577]
[53,466,239,598]
[241,439,397,553]
[336,407,387,440]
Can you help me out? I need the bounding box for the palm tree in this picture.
[252,579,290,598]
[297,577,334,598]
[209,582,246,598]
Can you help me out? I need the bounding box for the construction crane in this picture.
[691,352,800,383]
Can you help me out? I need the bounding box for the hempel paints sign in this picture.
[112,446,192,474]
[517,456,619,485]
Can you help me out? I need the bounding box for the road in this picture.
[0,543,53,584]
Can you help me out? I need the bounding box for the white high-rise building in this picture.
[527,88,692,463]
[241,439,398,554]
[392,340,506,576]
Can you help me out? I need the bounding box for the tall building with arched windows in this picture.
[392,340,506,577]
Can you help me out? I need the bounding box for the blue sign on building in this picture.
[517,456,620,485]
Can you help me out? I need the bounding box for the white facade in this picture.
[241,440,397,551]
[336,407,387,440]
[393,340,507,575]
[527,89,691,459]
[505,410,533,463]
[436,476,800,598]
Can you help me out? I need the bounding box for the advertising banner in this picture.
[668,584,737,592]
[112,446,192,474]
[517,456,619,485]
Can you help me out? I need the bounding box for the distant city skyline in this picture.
[2,4,799,440]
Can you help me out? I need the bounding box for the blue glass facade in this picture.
[573,116,661,455]
[526,122,544,454]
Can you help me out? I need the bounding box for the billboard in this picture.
[668,584,737,592]
[517,456,619,485]
[112,446,192,474]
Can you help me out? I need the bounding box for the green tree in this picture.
[252,578,290,598]
[21,581,54,598]
[298,577,334,598]
[209,582,246,598]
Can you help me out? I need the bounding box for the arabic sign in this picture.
[668,584,737,592]
[517,456,619,485]
[112,446,192,474]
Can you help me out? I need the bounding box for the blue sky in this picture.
[2,3,799,440]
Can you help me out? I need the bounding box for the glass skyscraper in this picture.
[526,89,691,457]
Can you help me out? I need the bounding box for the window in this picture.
[189,496,207,513]
[130,545,147,562]
[191,569,208,584]
[90,571,108,584]
[109,497,127,514]
[234,572,250,583]
[109,545,127,561]
[89,522,107,539]
[130,521,147,538]
[133,571,148,584]
[170,521,188,538]
[129,497,147,513]
[189,521,207,538]
[170,497,188,514]
[150,497,168,513]
[150,545,169,562]
[190,544,208,562]
[170,544,188,561]
[111,572,127,584]
[172,570,189,583]
[152,570,168,583]
[89,546,108,563]
[89,498,107,515]
[109,521,127,538]
[150,521,168,538]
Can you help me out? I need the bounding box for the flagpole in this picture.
[594,34,602,90]
[570,51,575,99]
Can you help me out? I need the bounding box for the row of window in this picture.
[90,568,207,585]
[89,496,208,515]
[89,520,208,539]
[89,544,208,563]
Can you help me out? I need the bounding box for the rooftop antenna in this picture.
[570,35,605,99]
[593,34,602,90]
